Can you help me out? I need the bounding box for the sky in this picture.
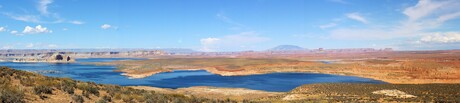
[1,0,460,51]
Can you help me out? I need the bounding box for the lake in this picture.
[0,58,385,92]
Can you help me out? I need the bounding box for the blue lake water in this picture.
[0,58,385,92]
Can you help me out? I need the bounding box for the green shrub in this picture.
[59,78,76,94]
[96,99,107,103]
[19,77,35,86]
[102,95,112,102]
[121,94,134,103]
[77,82,99,96]
[0,86,25,103]
[72,95,84,103]
[33,85,53,95]
[87,86,100,96]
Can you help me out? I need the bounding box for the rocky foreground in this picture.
[270,83,460,102]
[128,83,460,102]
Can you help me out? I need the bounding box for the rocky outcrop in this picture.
[12,53,75,63]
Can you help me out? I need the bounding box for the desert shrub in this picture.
[82,91,90,98]
[132,94,145,102]
[33,85,53,95]
[121,94,134,103]
[72,95,84,103]
[87,86,100,96]
[96,99,107,103]
[0,86,25,103]
[77,82,99,96]
[104,85,122,96]
[58,78,76,94]
[19,77,35,86]
[62,85,74,94]
[102,95,112,102]
[0,78,9,85]
[39,95,48,100]
[113,93,122,100]
[95,95,112,103]
[0,67,14,77]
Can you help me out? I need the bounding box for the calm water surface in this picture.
[0,58,385,92]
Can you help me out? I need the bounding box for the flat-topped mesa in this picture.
[12,52,75,63]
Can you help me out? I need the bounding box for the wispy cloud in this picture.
[216,12,248,30]
[200,31,269,52]
[101,24,112,29]
[319,23,337,29]
[70,20,84,25]
[329,0,460,40]
[4,13,41,23]
[328,0,349,4]
[10,31,19,35]
[3,0,82,24]
[38,0,53,15]
[0,27,6,32]
[346,12,368,24]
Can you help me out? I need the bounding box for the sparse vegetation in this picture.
[72,95,84,103]
[0,84,25,103]
[34,85,53,95]
[0,66,238,102]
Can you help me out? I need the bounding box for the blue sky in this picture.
[1,0,460,51]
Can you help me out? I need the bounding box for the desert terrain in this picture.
[94,50,460,84]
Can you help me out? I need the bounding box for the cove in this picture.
[0,58,385,92]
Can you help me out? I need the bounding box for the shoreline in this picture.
[117,66,460,84]
[95,58,460,84]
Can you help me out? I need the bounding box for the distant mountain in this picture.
[268,45,305,51]
[159,48,198,54]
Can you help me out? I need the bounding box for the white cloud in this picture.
[418,32,460,43]
[200,38,221,52]
[1,46,13,49]
[26,43,35,48]
[38,0,53,15]
[3,0,78,24]
[200,38,220,45]
[319,23,337,29]
[346,12,368,24]
[200,31,269,52]
[328,0,349,4]
[22,43,58,49]
[70,20,84,25]
[47,44,58,48]
[403,0,447,22]
[0,27,5,32]
[10,30,19,35]
[22,25,52,34]
[330,28,394,40]
[1,43,58,49]
[328,0,460,41]
[101,24,112,29]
